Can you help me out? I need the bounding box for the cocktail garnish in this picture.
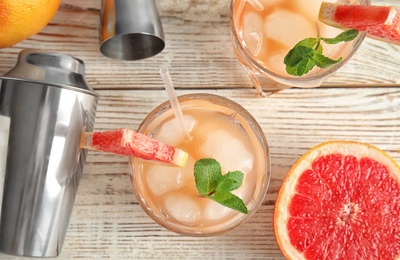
[284,29,359,76]
[80,128,188,167]
[194,158,248,214]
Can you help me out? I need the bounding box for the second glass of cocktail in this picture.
[230,0,369,95]
[130,93,270,236]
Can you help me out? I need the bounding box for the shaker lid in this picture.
[0,49,99,98]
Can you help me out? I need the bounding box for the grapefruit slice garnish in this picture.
[80,128,188,167]
[274,140,400,259]
[319,2,400,45]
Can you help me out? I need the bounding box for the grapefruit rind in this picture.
[274,140,400,260]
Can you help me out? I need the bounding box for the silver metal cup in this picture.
[0,49,99,257]
[100,0,165,60]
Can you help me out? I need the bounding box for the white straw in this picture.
[159,66,191,141]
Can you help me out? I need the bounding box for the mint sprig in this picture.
[194,158,248,214]
[284,29,359,76]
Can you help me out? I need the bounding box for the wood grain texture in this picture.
[1,0,400,259]
[0,0,400,91]
[2,87,398,259]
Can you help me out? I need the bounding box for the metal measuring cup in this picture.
[100,0,165,60]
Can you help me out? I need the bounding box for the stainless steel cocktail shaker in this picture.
[0,49,99,257]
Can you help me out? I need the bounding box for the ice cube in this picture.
[164,193,200,224]
[146,156,195,196]
[265,50,289,75]
[264,8,316,48]
[155,115,196,146]
[318,22,344,39]
[318,22,353,61]
[198,128,253,174]
[320,41,347,62]
[146,165,185,196]
[232,180,252,203]
[204,200,233,220]
[293,0,325,21]
[243,11,266,57]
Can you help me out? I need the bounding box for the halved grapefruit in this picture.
[274,140,400,259]
[319,2,400,45]
[81,128,188,167]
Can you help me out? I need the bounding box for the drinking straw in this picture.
[159,66,191,141]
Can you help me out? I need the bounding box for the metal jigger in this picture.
[100,0,165,60]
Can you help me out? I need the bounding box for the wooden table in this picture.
[1,0,399,259]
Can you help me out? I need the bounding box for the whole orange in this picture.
[0,0,61,48]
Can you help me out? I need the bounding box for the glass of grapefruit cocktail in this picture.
[230,0,369,94]
[129,93,270,236]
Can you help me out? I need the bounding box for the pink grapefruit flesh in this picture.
[288,154,400,259]
[319,2,400,45]
[81,128,188,167]
[274,141,400,260]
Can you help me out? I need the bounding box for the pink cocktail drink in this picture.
[130,94,270,236]
[231,0,369,91]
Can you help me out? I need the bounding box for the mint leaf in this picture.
[314,53,342,68]
[194,158,222,196]
[321,29,359,44]
[193,158,248,214]
[286,57,316,76]
[217,171,243,192]
[284,29,359,76]
[296,38,319,49]
[315,44,323,55]
[284,45,315,67]
[211,191,248,214]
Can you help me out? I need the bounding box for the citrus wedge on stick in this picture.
[274,140,400,259]
[319,2,400,45]
[81,128,188,167]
